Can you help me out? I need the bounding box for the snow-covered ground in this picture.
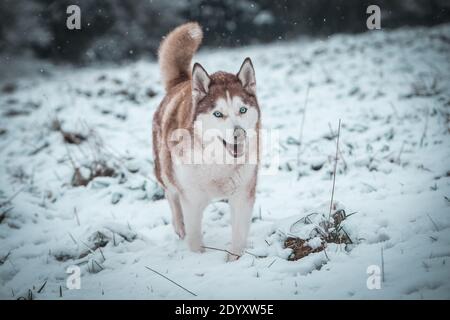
[1,24,449,300]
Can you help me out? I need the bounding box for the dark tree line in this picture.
[0,0,449,64]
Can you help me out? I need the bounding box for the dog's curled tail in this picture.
[158,22,203,92]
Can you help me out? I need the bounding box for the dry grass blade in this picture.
[202,246,240,258]
[74,207,80,226]
[0,207,13,224]
[145,266,197,296]
[323,248,330,261]
[267,259,277,268]
[328,122,347,169]
[37,280,47,293]
[396,140,406,164]
[2,187,25,205]
[0,251,11,265]
[29,141,50,156]
[390,102,400,119]
[297,82,311,167]
[328,119,341,222]
[80,240,95,255]
[427,213,439,232]
[244,250,266,258]
[93,259,104,271]
[420,108,429,147]
[68,232,77,245]
[98,247,106,261]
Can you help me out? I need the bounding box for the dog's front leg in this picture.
[180,195,207,253]
[228,192,255,261]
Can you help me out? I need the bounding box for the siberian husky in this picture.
[152,22,260,261]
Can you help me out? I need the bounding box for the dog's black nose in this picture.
[233,126,246,141]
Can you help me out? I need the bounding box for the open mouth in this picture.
[219,137,245,158]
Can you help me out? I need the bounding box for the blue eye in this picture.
[213,111,223,118]
[239,106,248,114]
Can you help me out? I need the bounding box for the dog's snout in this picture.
[233,126,246,141]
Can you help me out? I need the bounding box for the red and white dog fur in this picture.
[152,22,260,261]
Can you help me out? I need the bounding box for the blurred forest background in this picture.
[0,0,449,64]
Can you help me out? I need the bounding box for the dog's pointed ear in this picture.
[237,57,256,95]
[192,63,210,101]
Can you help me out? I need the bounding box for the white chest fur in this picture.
[174,162,256,199]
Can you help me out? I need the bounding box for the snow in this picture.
[1,24,450,299]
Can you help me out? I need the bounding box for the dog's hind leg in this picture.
[167,191,185,239]
[180,195,207,253]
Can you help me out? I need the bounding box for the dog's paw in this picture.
[187,237,205,253]
[189,245,205,253]
[173,223,186,239]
